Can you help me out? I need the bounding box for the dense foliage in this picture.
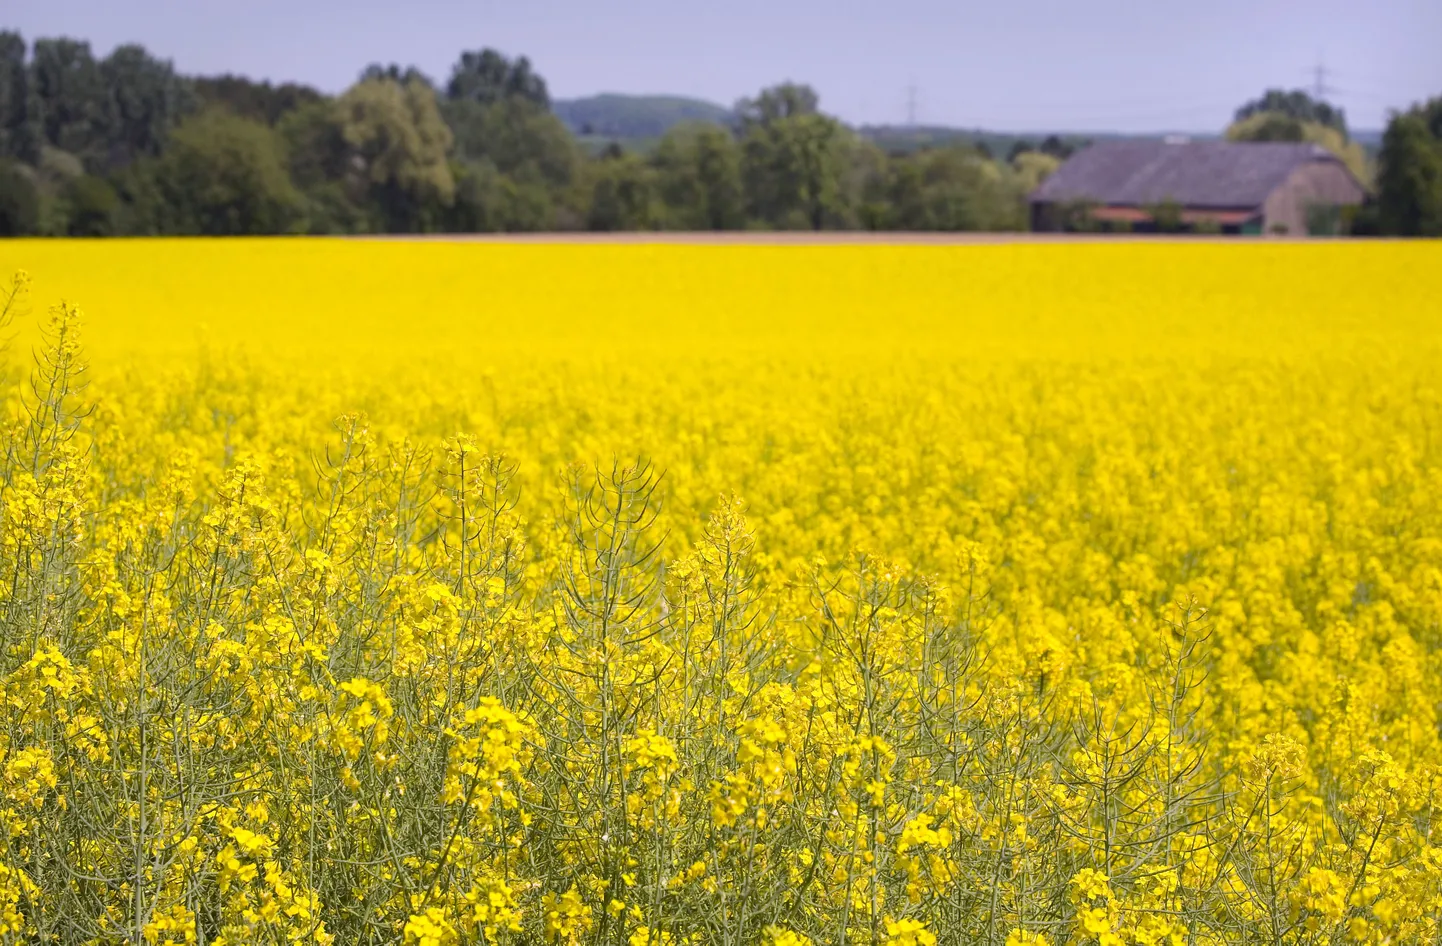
[0,32,1043,236]
[1374,98,1442,236]
[1233,89,1349,136]
[0,241,1439,944]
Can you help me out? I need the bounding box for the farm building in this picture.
[1028,139,1366,235]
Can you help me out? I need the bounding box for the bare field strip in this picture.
[341,230,1358,245]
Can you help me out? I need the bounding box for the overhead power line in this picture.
[1310,59,1338,101]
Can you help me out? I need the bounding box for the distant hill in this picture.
[551,94,735,140]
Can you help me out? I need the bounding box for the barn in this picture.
[1028,139,1367,235]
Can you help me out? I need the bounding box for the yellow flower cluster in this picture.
[0,239,1436,946]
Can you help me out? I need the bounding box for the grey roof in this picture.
[1029,140,1341,208]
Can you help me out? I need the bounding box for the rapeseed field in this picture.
[0,239,1438,946]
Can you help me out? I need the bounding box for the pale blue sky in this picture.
[7,0,1440,132]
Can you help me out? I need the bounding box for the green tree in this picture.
[447,160,556,232]
[853,142,895,230]
[738,85,850,230]
[97,44,194,169]
[32,145,84,234]
[1229,112,1309,142]
[745,114,850,229]
[16,38,191,173]
[878,146,1021,231]
[586,151,659,230]
[443,96,577,189]
[30,38,106,166]
[192,75,323,126]
[652,123,745,229]
[0,31,40,162]
[336,77,455,231]
[1235,88,1347,135]
[1012,151,1061,193]
[361,63,434,88]
[61,173,118,235]
[436,47,574,234]
[278,99,350,190]
[736,82,819,125]
[446,49,549,108]
[147,108,303,234]
[0,159,41,234]
[1375,100,1442,236]
[277,99,368,233]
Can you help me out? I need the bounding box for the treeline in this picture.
[0,32,1438,236]
[0,34,1060,236]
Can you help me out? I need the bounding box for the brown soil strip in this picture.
[342,231,1364,245]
